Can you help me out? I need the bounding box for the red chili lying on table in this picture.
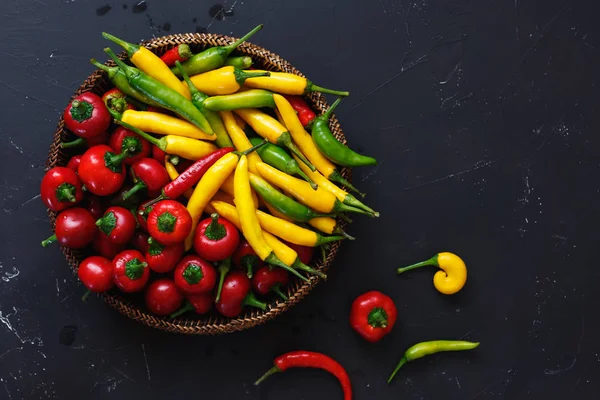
[255,351,352,400]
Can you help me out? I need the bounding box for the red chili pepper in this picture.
[95,206,136,245]
[145,278,184,316]
[86,195,108,220]
[41,207,96,249]
[170,292,213,318]
[121,158,170,200]
[151,145,167,163]
[108,126,151,165]
[284,241,314,265]
[102,88,134,115]
[283,95,316,127]
[66,155,82,172]
[193,213,240,262]
[255,351,352,400]
[232,239,263,278]
[349,291,397,343]
[77,256,114,293]
[131,231,150,254]
[149,147,234,204]
[145,237,184,273]
[78,144,133,196]
[112,249,150,293]
[63,92,111,138]
[61,131,110,149]
[215,270,266,318]
[40,167,84,212]
[147,200,192,245]
[252,266,289,300]
[173,255,217,294]
[136,200,154,232]
[160,43,193,67]
[92,233,125,259]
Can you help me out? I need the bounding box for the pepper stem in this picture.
[265,253,309,282]
[41,234,57,247]
[90,58,115,76]
[55,183,77,203]
[320,97,343,121]
[315,234,345,246]
[223,24,263,55]
[237,138,268,156]
[104,48,137,79]
[143,193,168,208]
[368,307,389,328]
[169,302,195,319]
[292,258,327,280]
[387,357,407,384]
[295,169,318,190]
[336,200,379,218]
[101,32,139,57]
[254,365,281,386]
[333,226,355,241]
[115,120,164,149]
[215,257,231,303]
[242,258,254,279]
[175,60,200,97]
[329,169,365,197]
[343,194,378,217]
[243,291,267,310]
[272,285,288,301]
[81,290,91,302]
[122,181,147,201]
[205,213,226,241]
[396,255,439,274]
[61,138,86,149]
[233,69,270,85]
[277,132,316,171]
[307,82,350,97]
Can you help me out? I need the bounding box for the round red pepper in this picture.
[349,291,397,343]
[85,195,108,220]
[95,206,136,245]
[215,270,266,318]
[170,292,213,318]
[136,200,154,232]
[78,144,131,196]
[77,256,114,293]
[121,158,170,200]
[130,231,150,254]
[108,126,151,165]
[40,167,84,212]
[41,207,96,249]
[112,249,150,293]
[92,233,125,259]
[145,279,184,316]
[252,266,289,300]
[193,213,240,262]
[232,239,263,278]
[66,155,82,172]
[151,145,167,163]
[63,92,111,138]
[146,200,192,245]
[102,88,134,115]
[145,238,184,273]
[173,255,217,294]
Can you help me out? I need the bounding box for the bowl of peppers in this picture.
[42,25,380,334]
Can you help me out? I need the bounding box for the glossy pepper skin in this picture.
[388,340,480,384]
[112,249,150,293]
[77,256,114,293]
[349,291,397,343]
[40,167,84,212]
[245,70,350,97]
[90,59,158,107]
[396,252,467,295]
[136,201,154,232]
[41,207,96,249]
[189,67,269,96]
[215,270,266,318]
[145,238,184,273]
[122,158,170,200]
[147,200,192,245]
[102,87,134,115]
[145,279,184,316]
[63,92,111,138]
[223,56,253,69]
[193,213,240,262]
[108,126,151,165]
[252,266,289,300]
[66,155,82,172]
[220,110,261,173]
[173,255,217,294]
[284,95,316,127]
[170,292,213,318]
[160,43,193,67]
[131,231,150,254]
[96,206,136,245]
[121,109,215,141]
[92,233,125,259]
[233,239,262,278]
[78,144,132,196]
[254,351,352,400]
[203,89,275,111]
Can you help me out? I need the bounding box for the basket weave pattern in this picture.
[46,33,350,334]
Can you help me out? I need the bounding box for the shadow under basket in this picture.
[46,32,351,335]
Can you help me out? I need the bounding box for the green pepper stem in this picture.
[368,307,388,328]
[387,356,407,384]
[90,58,115,76]
[238,138,268,156]
[278,132,316,171]
[81,290,91,302]
[121,181,147,201]
[61,137,86,149]
[334,226,355,241]
[104,47,138,79]
[315,234,345,246]
[307,82,350,97]
[336,200,379,218]
[143,193,169,208]
[175,60,200,98]
[242,258,254,279]
[396,255,439,274]
[169,302,195,319]
[115,120,164,149]
[320,97,343,122]
[41,234,57,247]
[254,365,281,386]
[329,169,365,197]
[272,285,288,301]
[343,194,378,217]
[223,24,263,54]
[105,146,134,170]
[295,169,318,190]
[243,291,267,310]
[215,258,232,303]
[336,213,352,223]
[102,32,139,57]
[233,69,270,85]
[265,253,309,282]
[292,259,327,280]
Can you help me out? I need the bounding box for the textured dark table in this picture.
[1,0,599,398]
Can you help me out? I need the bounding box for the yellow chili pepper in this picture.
[220,110,261,174]
[272,94,362,196]
[205,191,235,214]
[210,200,326,279]
[165,157,193,198]
[221,173,258,208]
[308,217,354,240]
[234,108,315,171]
[264,202,292,221]
[396,252,467,295]
[255,162,375,216]
[256,210,343,247]
[293,155,379,217]
[121,110,214,141]
[244,70,349,97]
[102,33,191,99]
[189,66,269,96]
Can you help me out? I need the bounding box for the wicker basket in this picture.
[45,32,350,335]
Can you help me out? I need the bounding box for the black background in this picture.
[1,0,599,399]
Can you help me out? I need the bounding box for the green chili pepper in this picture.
[249,173,334,222]
[203,90,275,112]
[311,98,377,167]
[249,137,317,190]
[104,48,214,135]
[90,59,158,107]
[175,61,234,148]
[224,56,253,69]
[388,341,480,384]
[173,24,263,76]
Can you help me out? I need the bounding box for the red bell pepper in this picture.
[95,206,136,245]
[63,92,111,138]
[78,144,132,196]
[112,249,150,293]
[193,213,240,262]
[40,166,84,212]
[146,200,192,245]
[173,255,217,294]
[349,291,397,343]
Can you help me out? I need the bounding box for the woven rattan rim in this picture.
[45,32,351,335]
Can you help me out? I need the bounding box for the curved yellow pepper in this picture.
[221,172,258,208]
[396,252,467,295]
[163,136,217,161]
[189,66,263,96]
[131,46,191,99]
[122,110,214,141]
[307,216,337,234]
[256,210,342,247]
[220,110,261,173]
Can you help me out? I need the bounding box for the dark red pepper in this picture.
[86,195,108,220]
[40,166,84,212]
[151,145,167,163]
[96,206,136,245]
[252,266,289,300]
[131,231,150,254]
[255,351,352,400]
[147,200,192,245]
[92,233,125,259]
[283,95,316,127]
[145,278,184,316]
[77,256,114,293]
[41,207,97,249]
[63,92,111,138]
[112,249,150,293]
[284,241,314,265]
[61,131,110,149]
[136,200,154,232]
[160,43,193,67]
[121,158,170,200]
[193,213,240,262]
[349,291,397,343]
[233,239,263,278]
[66,155,82,172]
[170,292,213,318]
[215,270,266,318]
[145,237,184,273]
[108,126,151,165]
[173,255,217,294]
[78,144,133,196]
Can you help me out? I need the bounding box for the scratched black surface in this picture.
[1,0,599,399]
